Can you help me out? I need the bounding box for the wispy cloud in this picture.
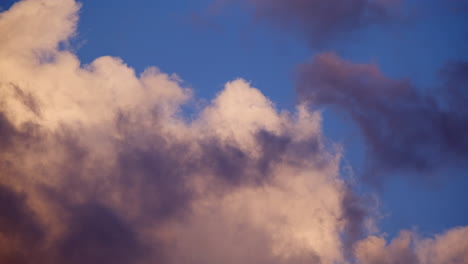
[213,0,403,47]
[296,53,468,182]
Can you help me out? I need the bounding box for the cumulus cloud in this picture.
[296,53,468,181]
[355,227,468,264]
[0,1,466,264]
[0,1,357,263]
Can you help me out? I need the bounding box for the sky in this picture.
[0,0,467,263]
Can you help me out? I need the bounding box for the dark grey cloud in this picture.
[0,112,17,149]
[58,203,150,264]
[0,185,45,264]
[340,187,369,257]
[296,53,468,181]
[238,0,403,47]
[10,83,42,117]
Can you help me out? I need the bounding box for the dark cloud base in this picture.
[0,102,341,263]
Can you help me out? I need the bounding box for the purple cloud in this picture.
[297,53,468,181]
[238,0,402,46]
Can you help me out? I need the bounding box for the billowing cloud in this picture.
[355,227,468,264]
[0,1,466,264]
[0,1,357,263]
[296,53,468,181]
[214,0,403,46]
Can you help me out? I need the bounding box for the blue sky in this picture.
[1,0,467,263]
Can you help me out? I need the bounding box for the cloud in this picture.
[0,1,359,263]
[215,0,403,47]
[416,226,468,264]
[0,184,45,263]
[296,53,468,181]
[355,227,468,264]
[0,1,466,264]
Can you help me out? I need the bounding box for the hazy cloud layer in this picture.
[0,1,466,264]
[297,53,468,180]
